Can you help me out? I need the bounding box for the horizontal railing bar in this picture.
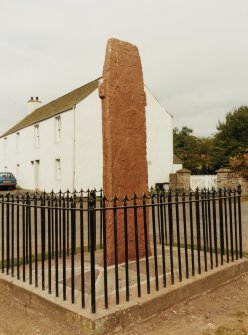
[0,194,241,211]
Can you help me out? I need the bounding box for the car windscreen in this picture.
[0,173,14,178]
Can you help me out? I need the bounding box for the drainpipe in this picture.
[72,105,76,191]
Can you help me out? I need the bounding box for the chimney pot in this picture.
[27,96,42,114]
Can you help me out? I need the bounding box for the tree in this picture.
[173,106,248,174]
[212,106,248,169]
[173,127,214,174]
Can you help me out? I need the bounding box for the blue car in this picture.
[0,172,17,190]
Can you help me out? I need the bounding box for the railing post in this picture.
[89,190,96,313]
[189,190,195,276]
[11,194,15,277]
[71,195,75,303]
[41,192,46,290]
[34,193,38,286]
[218,189,224,265]
[143,193,151,293]
[195,188,201,274]
[114,194,120,303]
[223,188,229,263]
[228,189,234,262]
[157,191,166,287]
[175,190,182,281]
[80,192,85,308]
[168,190,174,284]
[212,189,218,267]
[207,189,213,269]
[133,193,141,297]
[201,189,207,272]
[123,195,129,302]
[6,193,10,275]
[27,193,32,284]
[237,186,243,258]
[100,188,103,249]
[1,194,5,273]
[233,188,238,260]
[62,196,67,301]
[102,195,108,308]
[16,194,20,280]
[48,194,52,294]
[182,189,189,279]
[151,191,159,291]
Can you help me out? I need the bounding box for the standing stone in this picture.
[99,38,150,265]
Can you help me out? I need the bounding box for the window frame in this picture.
[55,115,61,142]
[34,124,40,147]
[55,158,61,180]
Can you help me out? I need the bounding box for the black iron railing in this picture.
[0,187,243,313]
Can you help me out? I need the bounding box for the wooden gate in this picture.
[190,175,217,190]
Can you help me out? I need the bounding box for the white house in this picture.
[0,78,174,192]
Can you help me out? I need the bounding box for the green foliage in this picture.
[173,127,215,174]
[213,106,248,168]
[174,106,248,174]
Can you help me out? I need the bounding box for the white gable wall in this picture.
[74,90,103,191]
[0,88,173,191]
[145,87,173,185]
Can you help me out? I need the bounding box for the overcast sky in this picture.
[1,0,247,137]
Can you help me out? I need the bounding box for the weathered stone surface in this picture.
[169,169,191,190]
[217,168,248,194]
[99,38,150,265]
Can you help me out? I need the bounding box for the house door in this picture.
[34,160,40,190]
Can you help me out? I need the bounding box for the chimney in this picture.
[27,96,42,114]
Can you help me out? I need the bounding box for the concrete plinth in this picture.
[1,258,248,335]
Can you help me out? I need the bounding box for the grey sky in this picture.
[1,0,247,137]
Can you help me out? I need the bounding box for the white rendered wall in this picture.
[74,90,103,191]
[0,87,174,191]
[145,86,173,186]
[0,112,74,191]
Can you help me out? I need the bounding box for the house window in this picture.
[16,132,20,152]
[34,124,40,147]
[3,137,7,156]
[55,159,61,179]
[55,116,61,142]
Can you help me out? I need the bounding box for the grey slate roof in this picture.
[1,78,100,138]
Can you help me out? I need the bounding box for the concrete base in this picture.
[1,259,248,334]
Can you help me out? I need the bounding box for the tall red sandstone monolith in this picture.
[99,38,151,265]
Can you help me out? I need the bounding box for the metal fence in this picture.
[0,187,243,313]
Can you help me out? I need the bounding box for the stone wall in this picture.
[170,167,248,195]
[169,168,191,190]
[217,168,248,195]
